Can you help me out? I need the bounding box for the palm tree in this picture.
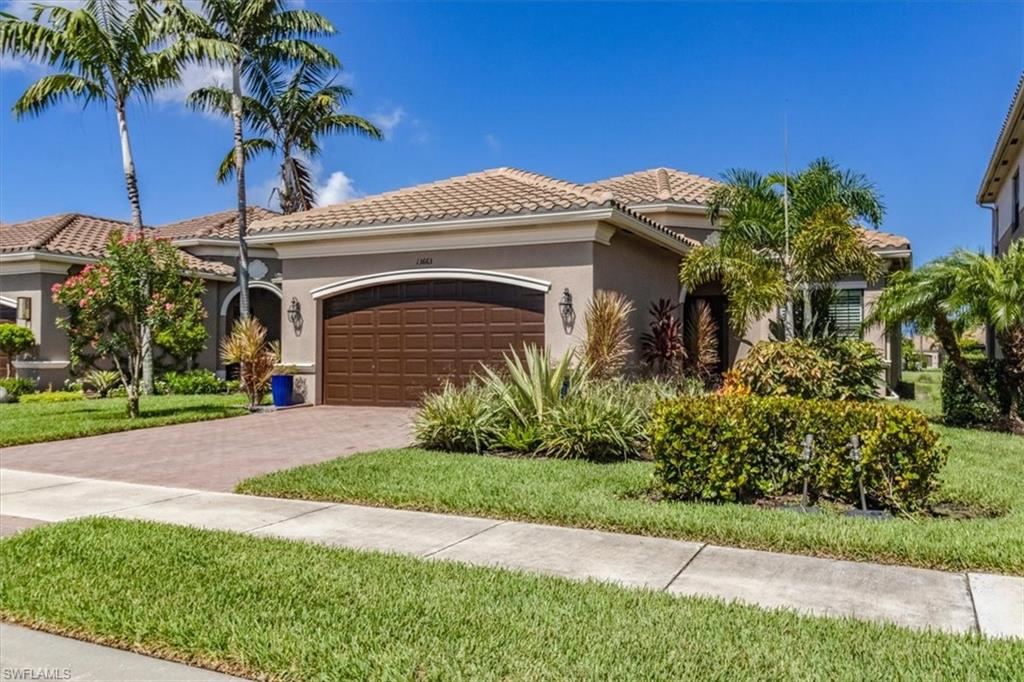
[167,0,338,318]
[868,244,1024,434]
[1,0,186,393]
[190,62,381,214]
[681,159,885,341]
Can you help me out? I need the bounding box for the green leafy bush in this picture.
[650,396,946,511]
[0,324,35,377]
[0,377,36,400]
[941,358,1019,427]
[413,382,500,454]
[160,369,227,395]
[731,340,882,400]
[20,391,84,404]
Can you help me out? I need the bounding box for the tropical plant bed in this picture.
[238,424,1024,574]
[2,519,1020,680]
[0,394,250,447]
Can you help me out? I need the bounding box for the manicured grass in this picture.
[0,394,250,446]
[2,519,1020,680]
[238,424,1024,574]
[902,369,944,419]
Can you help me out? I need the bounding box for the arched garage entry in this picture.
[319,273,547,406]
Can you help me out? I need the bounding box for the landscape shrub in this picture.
[941,358,1019,427]
[0,325,35,377]
[20,391,84,404]
[729,340,882,400]
[160,369,227,395]
[220,318,276,409]
[414,349,703,459]
[650,396,946,511]
[538,383,647,460]
[83,369,121,397]
[0,377,36,400]
[413,381,501,454]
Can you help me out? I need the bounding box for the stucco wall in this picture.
[0,270,72,387]
[992,140,1023,254]
[592,230,682,370]
[277,241,596,403]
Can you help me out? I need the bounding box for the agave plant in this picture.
[577,290,634,380]
[640,299,685,376]
[219,317,277,409]
[481,345,589,428]
[83,369,121,398]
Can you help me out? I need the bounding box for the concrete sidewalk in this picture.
[1,468,1021,639]
[0,623,245,681]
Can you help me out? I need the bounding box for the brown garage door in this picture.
[322,279,545,406]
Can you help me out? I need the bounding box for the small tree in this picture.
[52,232,207,417]
[0,325,35,377]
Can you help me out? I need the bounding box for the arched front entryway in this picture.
[317,271,548,406]
[221,285,283,377]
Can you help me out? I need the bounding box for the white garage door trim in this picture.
[310,268,552,300]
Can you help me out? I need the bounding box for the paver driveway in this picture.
[0,406,412,491]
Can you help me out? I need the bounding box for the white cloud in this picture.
[154,62,233,106]
[370,106,405,138]
[315,171,358,207]
[484,133,501,152]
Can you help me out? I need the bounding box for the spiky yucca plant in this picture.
[578,290,634,380]
[481,345,589,428]
[219,317,276,409]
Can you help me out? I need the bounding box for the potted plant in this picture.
[271,364,298,408]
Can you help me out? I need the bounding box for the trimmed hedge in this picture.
[158,369,229,395]
[730,340,884,401]
[650,396,946,511]
[941,358,1020,428]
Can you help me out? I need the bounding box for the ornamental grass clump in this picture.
[650,396,947,512]
[413,381,501,454]
[219,317,276,409]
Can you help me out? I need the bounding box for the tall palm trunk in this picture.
[231,62,251,320]
[995,326,1024,436]
[116,99,153,396]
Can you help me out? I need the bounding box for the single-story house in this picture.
[0,208,280,387]
[244,166,912,406]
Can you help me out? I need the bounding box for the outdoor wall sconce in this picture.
[16,297,31,322]
[558,288,575,333]
[286,297,303,336]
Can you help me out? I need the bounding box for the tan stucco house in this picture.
[978,71,1024,258]
[245,167,912,406]
[0,208,281,387]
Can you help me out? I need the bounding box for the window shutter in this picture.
[829,289,863,339]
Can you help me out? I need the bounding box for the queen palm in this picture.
[167,0,338,318]
[681,159,885,341]
[871,244,1024,434]
[1,0,186,393]
[190,62,382,214]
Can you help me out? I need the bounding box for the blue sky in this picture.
[1,1,1022,264]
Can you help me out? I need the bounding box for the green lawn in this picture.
[902,369,944,418]
[0,394,250,446]
[2,519,1019,680]
[238,424,1024,574]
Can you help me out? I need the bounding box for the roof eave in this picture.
[977,75,1024,204]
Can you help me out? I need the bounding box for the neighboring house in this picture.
[0,209,279,386]
[907,333,944,369]
[977,70,1023,358]
[247,166,912,406]
[978,71,1024,258]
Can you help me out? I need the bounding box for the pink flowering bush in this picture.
[53,231,207,417]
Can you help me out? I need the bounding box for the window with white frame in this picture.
[828,289,864,339]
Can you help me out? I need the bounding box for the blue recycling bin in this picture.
[271,374,293,407]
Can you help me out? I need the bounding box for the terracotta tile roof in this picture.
[249,167,698,247]
[856,228,911,251]
[159,207,279,240]
[0,213,234,277]
[589,167,719,205]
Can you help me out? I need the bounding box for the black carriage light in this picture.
[558,288,575,332]
[287,297,303,335]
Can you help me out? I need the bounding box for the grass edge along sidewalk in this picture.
[237,424,1024,575]
[2,518,1022,680]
